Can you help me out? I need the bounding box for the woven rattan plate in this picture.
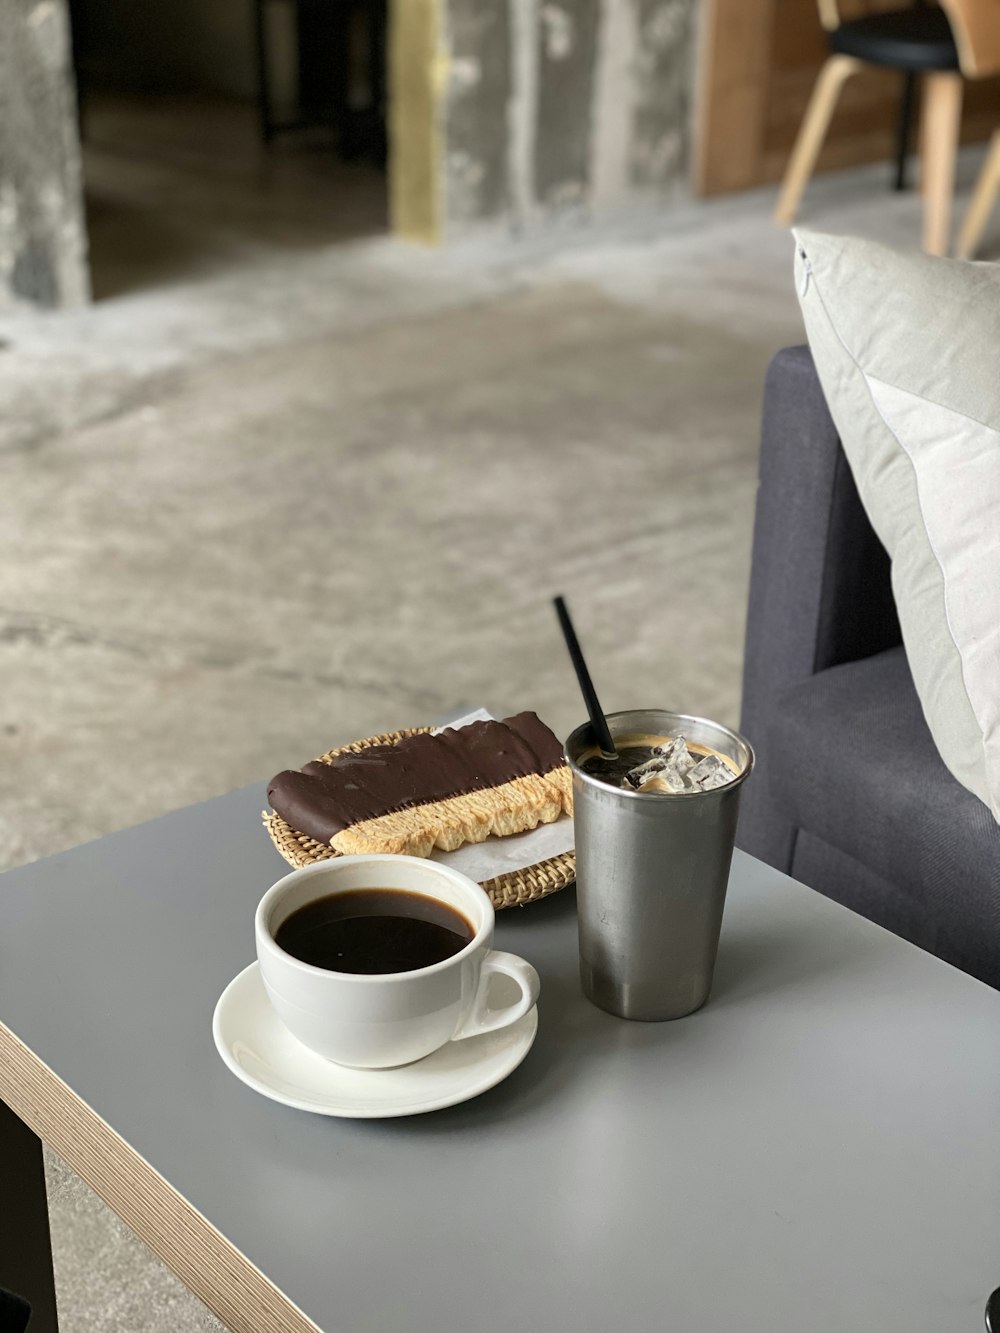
[262,727,576,910]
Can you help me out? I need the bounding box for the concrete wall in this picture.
[0,0,89,308]
[443,0,695,233]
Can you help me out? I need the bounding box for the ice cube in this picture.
[635,767,689,794]
[654,736,696,779]
[687,753,734,791]
[622,755,667,789]
[622,738,733,794]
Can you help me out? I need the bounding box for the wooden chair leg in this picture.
[920,71,963,256]
[957,129,1000,259]
[775,55,863,226]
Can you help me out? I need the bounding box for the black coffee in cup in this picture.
[274,888,475,975]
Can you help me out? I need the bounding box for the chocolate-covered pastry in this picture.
[268,712,572,858]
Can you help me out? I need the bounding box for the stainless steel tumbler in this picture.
[566,709,754,1021]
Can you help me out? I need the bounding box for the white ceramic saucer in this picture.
[212,963,538,1118]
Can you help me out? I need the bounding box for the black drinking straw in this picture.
[553,595,618,760]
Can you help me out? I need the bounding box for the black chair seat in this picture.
[830,6,958,71]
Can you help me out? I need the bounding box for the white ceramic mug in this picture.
[255,855,540,1069]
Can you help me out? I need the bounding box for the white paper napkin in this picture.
[429,709,575,883]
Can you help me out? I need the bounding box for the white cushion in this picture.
[795,229,1000,821]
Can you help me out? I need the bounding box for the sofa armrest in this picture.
[737,346,900,867]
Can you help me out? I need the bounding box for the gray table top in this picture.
[0,783,997,1332]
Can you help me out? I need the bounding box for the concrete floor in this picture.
[1,98,997,1329]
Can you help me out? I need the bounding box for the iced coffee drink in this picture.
[566,708,753,1022]
[580,732,741,794]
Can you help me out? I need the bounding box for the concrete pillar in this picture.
[0,0,89,309]
[393,0,695,241]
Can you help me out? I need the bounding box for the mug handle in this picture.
[452,951,540,1041]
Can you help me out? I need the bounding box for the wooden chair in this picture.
[775,0,1000,255]
[957,127,1000,255]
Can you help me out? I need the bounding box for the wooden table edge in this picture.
[0,1020,322,1333]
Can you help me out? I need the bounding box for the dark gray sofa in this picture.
[737,346,1000,990]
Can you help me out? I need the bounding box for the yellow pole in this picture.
[389,0,446,245]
